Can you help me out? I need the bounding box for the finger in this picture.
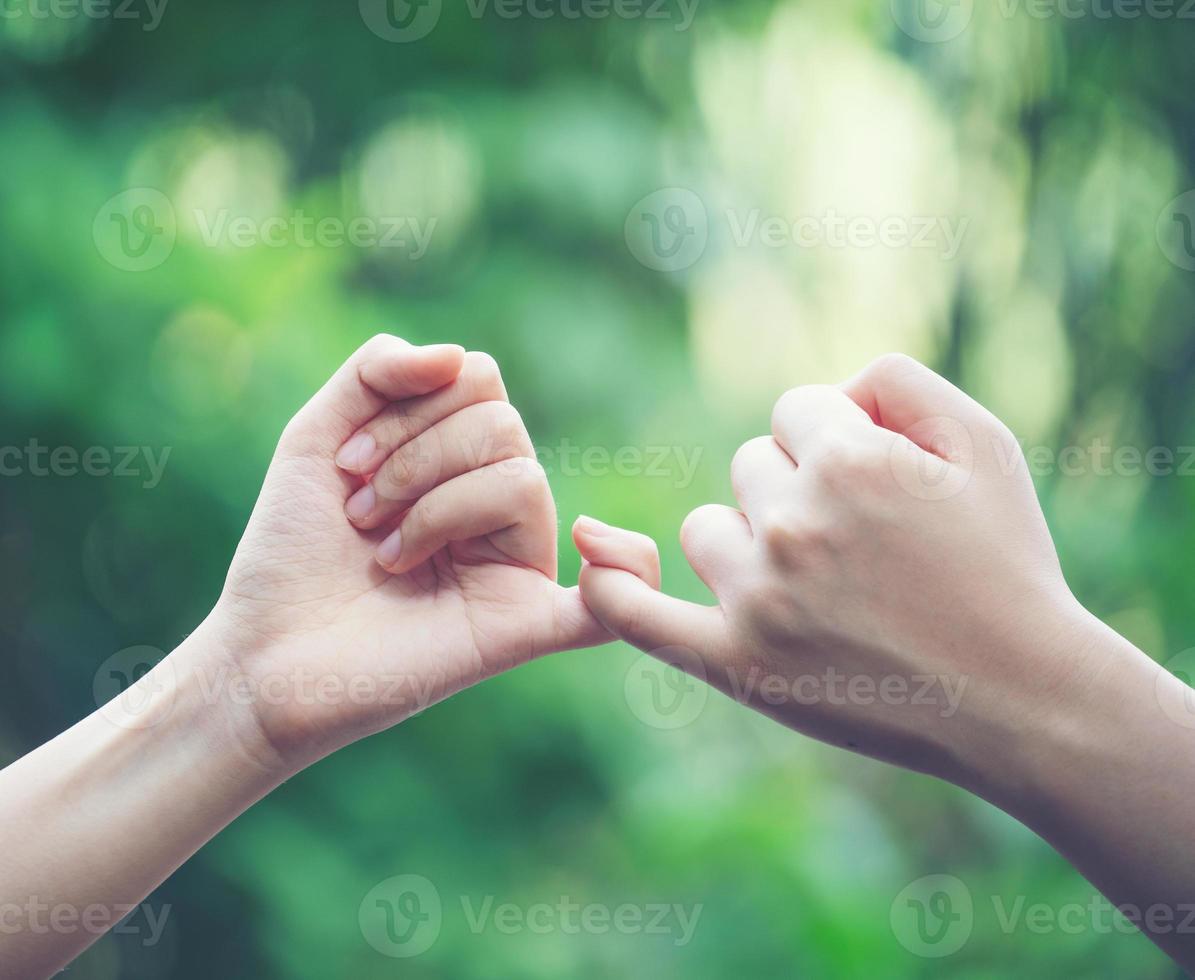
[286,335,464,455]
[544,585,612,653]
[335,350,508,475]
[730,436,797,521]
[770,384,883,464]
[345,401,533,530]
[572,516,661,589]
[376,457,555,577]
[679,504,753,598]
[839,352,995,457]
[578,563,728,667]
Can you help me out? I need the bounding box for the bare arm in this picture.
[0,335,604,977]
[574,352,1195,971]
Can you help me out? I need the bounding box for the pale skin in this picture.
[0,335,608,977]
[574,353,1195,971]
[0,345,1191,975]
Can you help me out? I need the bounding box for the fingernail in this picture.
[345,483,376,522]
[336,432,376,471]
[421,343,465,358]
[376,527,403,568]
[574,515,607,536]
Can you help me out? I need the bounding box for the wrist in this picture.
[160,615,302,785]
[962,601,1164,826]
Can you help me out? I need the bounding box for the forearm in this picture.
[0,624,285,978]
[978,612,1195,969]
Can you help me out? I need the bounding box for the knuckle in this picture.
[482,399,527,446]
[360,332,402,359]
[371,405,417,447]
[738,582,791,637]
[502,455,548,500]
[868,351,921,382]
[376,450,421,498]
[757,507,799,556]
[758,507,831,563]
[464,350,504,391]
[679,505,710,549]
[815,437,883,486]
[730,437,773,490]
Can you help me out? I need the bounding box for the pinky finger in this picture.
[571,516,661,590]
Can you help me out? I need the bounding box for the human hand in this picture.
[199,335,605,773]
[574,353,1109,796]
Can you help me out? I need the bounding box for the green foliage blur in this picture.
[1,0,1193,976]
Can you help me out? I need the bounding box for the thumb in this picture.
[573,517,727,663]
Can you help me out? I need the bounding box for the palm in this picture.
[219,443,591,753]
[208,337,605,762]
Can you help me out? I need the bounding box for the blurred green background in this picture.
[1,0,1193,976]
